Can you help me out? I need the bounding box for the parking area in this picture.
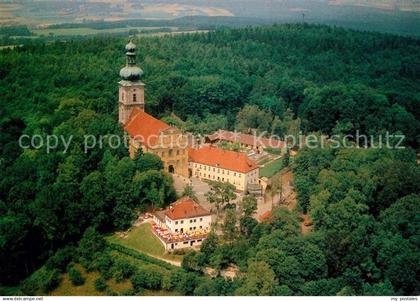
[172,174,244,213]
[172,174,213,210]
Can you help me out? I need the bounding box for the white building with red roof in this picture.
[152,197,212,251]
[189,145,259,191]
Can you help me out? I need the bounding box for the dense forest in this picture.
[0,24,419,295]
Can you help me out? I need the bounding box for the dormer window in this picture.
[133,93,137,102]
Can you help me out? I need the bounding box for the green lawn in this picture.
[107,223,182,262]
[260,158,284,178]
[264,147,282,155]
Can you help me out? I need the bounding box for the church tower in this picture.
[118,40,145,125]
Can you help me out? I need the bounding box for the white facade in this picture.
[189,162,259,191]
[165,238,206,250]
[165,214,212,233]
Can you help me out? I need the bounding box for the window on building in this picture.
[175,221,178,225]
[183,241,188,245]
[133,93,137,102]
[175,229,178,232]
[189,227,192,231]
[194,219,196,222]
[199,226,202,229]
[190,220,193,223]
[193,227,196,230]
[200,218,203,222]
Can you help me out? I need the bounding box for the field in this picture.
[107,223,183,263]
[260,158,284,178]
[32,26,176,37]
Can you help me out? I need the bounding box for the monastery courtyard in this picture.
[171,172,296,221]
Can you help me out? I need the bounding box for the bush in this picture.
[41,269,61,293]
[182,251,200,272]
[95,253,114,279]
[68,267,85,286]
[21,267,61,294]
[45,246,75,272]
[121,288,137,296]
[112,259,136,282]
[78,227,106,262]
[162,270,197,295]
[131,267,163,291]
[94,277,107,292]
[131,272,147,292]
[105,288,119,296]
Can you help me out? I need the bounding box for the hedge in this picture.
[106,242,177,271]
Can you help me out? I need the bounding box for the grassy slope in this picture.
[107,223,182,262]
[260,158,284,178]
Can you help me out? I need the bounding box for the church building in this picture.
[118,40,189,177]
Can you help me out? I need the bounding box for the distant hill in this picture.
[329,0,420,12]
[1,0,419,37]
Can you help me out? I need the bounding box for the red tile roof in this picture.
[189,145,259,174]
[258,210,272,223]
[124,108,171,147]
[165,197,210,220]
[207,130,285,149]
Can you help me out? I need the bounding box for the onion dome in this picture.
[120,39,143,81]
[125,40,136,52]
[119,65,143,81]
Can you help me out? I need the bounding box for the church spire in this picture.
[119,39,143,81]
[118,39,145,125]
